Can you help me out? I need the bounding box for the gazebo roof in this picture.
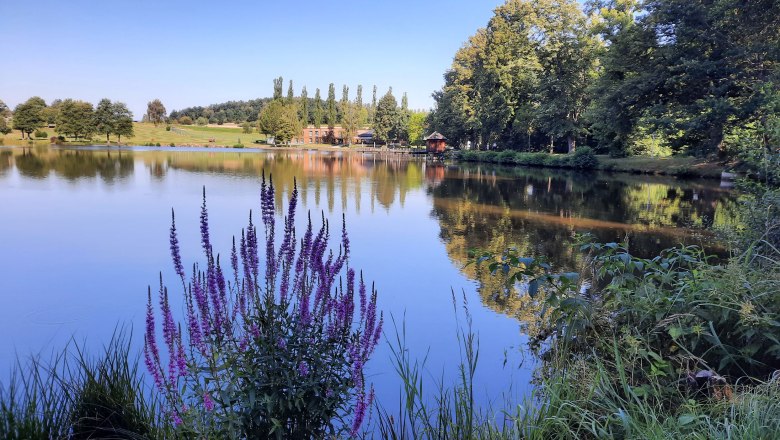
[424,131,447,141]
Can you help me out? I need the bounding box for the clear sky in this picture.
[1,0,503,118]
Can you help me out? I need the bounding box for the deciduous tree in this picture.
[146,99,167,126]
[326,83,337,129]
[12,97,46,139]
[57,99,96,140]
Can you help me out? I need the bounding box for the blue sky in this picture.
[1,0,503,118]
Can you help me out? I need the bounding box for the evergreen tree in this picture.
[287,80,294,103]
[373,89,399,143]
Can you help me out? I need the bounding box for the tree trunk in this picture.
[567,135,576,153]
[549,136,554,154]
[706,125,724,158]
[106,133,110,143]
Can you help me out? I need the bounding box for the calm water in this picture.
[0,145,738,410]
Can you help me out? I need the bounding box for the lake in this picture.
[0,145,738,411]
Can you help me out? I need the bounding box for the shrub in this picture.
[169,143,175,147]
[497,150,516,164]
[481,151,499,163]
[570,146,598,169]
[144,177,382,438]
[34,130,48,139]
[232,143,245,149]
[155,143,161,147]
[165,125,171,132]
[178,116,193,125]
[196,117,208,126]
[241,122,253,134]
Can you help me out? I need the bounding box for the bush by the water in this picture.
[144,176,382,438]
[456,148,599,170]
[34,130,48,139]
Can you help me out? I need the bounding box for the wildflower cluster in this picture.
[144,173,382,438]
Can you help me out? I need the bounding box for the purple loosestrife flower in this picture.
[203,392,215,412]
[169,209,185,285]
[277,337,287,350]
[199,187,211,258]
[192,269,211,337]
[144,288,163,391]
[297,361,310,377]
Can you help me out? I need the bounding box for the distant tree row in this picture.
[255,77,428,145]
[429,0,780,157]
[5,97,134,142]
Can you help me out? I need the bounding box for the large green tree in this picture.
[258,100,300,145]
[146,99,167,126]
[373,89,399,143]
[407,111,429,146]
[94,98,115,142]
[588,0,780,156]
[57,99,96,140]
[12,97,47,139]
[112,102,134,142]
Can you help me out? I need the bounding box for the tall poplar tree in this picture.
[326,83,337,128]
[300,86,309,125]
[313,88,323,128]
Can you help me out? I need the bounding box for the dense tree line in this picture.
[5,97,134,141]
[429,0,780,157]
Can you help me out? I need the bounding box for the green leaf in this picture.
[677,414,697,425]
[668,326,684,339]
[528,279,539,298]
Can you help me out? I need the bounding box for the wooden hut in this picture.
[424,132,447,154]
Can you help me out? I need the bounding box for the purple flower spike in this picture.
[297,361,310,377]
[170,209,185,284]
[203,392,215,412]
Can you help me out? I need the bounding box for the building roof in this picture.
[424,131,447,141]
[357,131,374,138]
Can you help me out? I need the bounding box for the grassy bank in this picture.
[454,149,728,179]
[1,123,343,149]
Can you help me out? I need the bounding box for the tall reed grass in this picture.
[0,329,172,439]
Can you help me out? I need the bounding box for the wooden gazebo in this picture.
[424,132,447,154]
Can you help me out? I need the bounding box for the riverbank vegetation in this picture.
[377,184,780,439]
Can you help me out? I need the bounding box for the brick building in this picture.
[293,125,372,145]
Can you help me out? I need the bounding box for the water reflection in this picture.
[428,163,738,322]
[9,147,134,182]
[1,146,739,327]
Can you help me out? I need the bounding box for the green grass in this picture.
[0,329,173,439]
[597,154,725,178]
